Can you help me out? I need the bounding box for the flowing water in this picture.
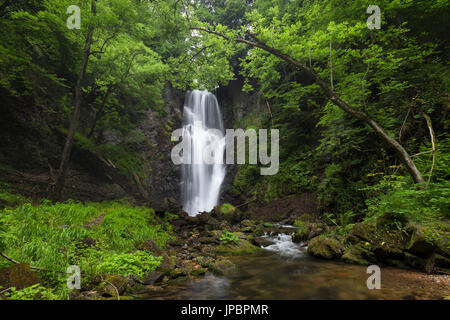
[170,91,450,299]
[181,90,226,216]
[141,232,450,300]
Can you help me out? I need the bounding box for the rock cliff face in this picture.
[0,84,185,210]
[0,80,260,212]
[215,76,265,207]
[139,86,184,211]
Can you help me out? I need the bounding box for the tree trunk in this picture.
[53,2,96,200]
[87,84,115,138]
[190,27,425,185]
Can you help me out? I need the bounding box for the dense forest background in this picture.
[0,0,449,300]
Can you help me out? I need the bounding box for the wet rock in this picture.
[139,271,164,285]
[404,252,427,270]
[307,236,345,259]
[251,237,275,247]
[307,222,328,240]
[345,223,374,244]
[170,268,186,279]
[206,259,237,276]
[433,253,450,269]
[373,242,404,261]
[98,275,130,297]
[341,243,374,265]
[292,227,309,243]
[406,226,436,258]
[190,267,207,276]
[0,263,40,290]
[241,219,257,228]
[253,224,265,237]
[214,238,261,255]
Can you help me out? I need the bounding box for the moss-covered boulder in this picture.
[292,227,309,243]
[345,223,374,244]
[406,225,437,258]
[307,236,345,259]
[190,267,207,276]
[212,203,241,224]
[0,263,40,290]
[341,243,375,265]
[214,238,261,255]
[205,259,237,276]
[98,275,130,297]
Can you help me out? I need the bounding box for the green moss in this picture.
[214,239,261,256]
[190,267,207,276]
[307,236,345,259]
[220,203,236,216]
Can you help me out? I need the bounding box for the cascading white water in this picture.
[181,90,226,216]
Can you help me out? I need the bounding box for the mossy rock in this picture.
[292,226,309,243]
[205,259,237,276]
[98,275,130,297]
[241,219,257,228]
[0,263,40,290]
[373,243,404,261]
[214,238,261,256]
[252,224,265,236]
[307,236,345,259]
[406,225,437,258]
[213,203,241,224]
[341,244,374,265]
[169,268,186,279]
[190,267,207,276]
[345,223,375,244]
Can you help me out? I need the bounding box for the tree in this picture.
[53,1,97,200]
[190,25,425,184]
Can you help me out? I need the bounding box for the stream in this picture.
[139,231,450,300]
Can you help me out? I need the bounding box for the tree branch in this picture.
[190,26,425,185]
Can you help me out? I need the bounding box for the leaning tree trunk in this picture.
[190,27,425,185]
[53,3,96,201]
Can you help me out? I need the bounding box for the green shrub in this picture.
[4,284,58,300]
[95,251,162,278]
[220,230,239,245]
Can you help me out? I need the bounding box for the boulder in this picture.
[292,226,309,243]
[0,263,40,290]
[307,222,328,240]
[341,243,374,265]
[345,223,373,244]
[406,226,436,258]
[98,275,130,297]
[214,238,261,255]
[139,271,164,285]
[212,203,241,224]
[251,237,275,247]
[190,267,207,276]
[205,259,237,276]
[373,243,404,261]
[307,236,345,259]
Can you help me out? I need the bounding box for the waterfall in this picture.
[181,90,226,216]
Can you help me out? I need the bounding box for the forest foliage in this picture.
[0,0,449,299]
